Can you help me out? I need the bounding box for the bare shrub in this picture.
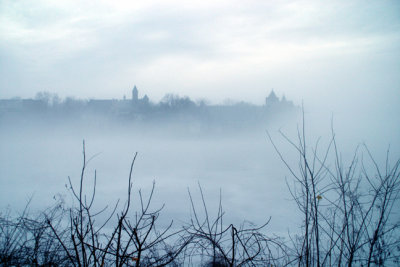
[268,115,400,266]
[47,141,184,266]
[0,198,69,266]
[181,184,288,266]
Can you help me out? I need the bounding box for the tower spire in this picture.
[132,85,138,102]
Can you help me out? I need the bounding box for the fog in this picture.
[0,103,293,231]
[1,3,399,262]
[1,98,399,237]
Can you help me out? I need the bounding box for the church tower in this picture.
[132,85,138,102]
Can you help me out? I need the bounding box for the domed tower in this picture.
[265,89,279,106]
[132,85,138,103]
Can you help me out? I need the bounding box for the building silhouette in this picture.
[132,85,139,103]
[265,89,279,106]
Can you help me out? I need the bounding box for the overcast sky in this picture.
[1,0,399,112]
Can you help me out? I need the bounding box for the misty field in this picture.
[0,121,296,231]
[1,114,399,266]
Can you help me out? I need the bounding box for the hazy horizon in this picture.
[1,1,399,112]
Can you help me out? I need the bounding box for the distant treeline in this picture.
[0,88,297,129]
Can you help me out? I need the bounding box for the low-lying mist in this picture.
[0,104,399,237]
